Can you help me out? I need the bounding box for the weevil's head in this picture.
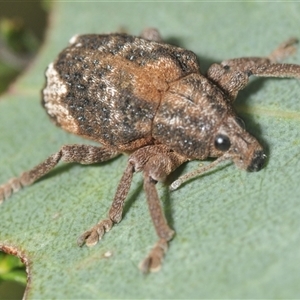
[209,115,267,172]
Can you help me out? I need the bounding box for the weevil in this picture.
[1,28,300,272]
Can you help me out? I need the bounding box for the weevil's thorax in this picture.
[153,73,234,159]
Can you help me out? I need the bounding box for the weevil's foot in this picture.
[269,38,299,63]
[77,218,113,247]
[140,28,162,42]
[139,239,168,273]
[0,178,22,204]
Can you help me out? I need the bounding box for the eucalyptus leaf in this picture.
[1,2,300,299]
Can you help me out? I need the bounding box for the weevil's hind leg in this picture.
[0,145,120,204]
[207,38,300,101]
[77,161,134,247]
[140,28,162,42]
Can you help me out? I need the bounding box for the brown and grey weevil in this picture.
[1,28,300,273]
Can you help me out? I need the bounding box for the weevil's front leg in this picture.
[207,38,300,101]
[138,149,188,273]
[78,145,187,272]
[0,145,119,204]
[139,171,174,273]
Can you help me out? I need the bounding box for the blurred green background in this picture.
[0,1,47,94]
[0,1,48,299]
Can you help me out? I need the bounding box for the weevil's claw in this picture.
[139,239,168,273]
[0,178,22,204]
[77,229,94,247]
[269,38,299,63]
[77,218,113,247]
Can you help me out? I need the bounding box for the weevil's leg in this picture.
[140,28,162,42]
[207,38,300,101]
[268,38,298,63]
[77,161,134,247]
[138,149,188,273]
[0,145,119,204]
[139,171,174,273]
[78,145,187,265]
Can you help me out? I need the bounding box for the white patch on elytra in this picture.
[69,35,82,47]
[43,63,79,133]
[69,34,79,44]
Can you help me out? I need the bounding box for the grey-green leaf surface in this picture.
[1,2,300,299]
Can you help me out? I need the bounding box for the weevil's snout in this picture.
[212,116,267,172]
[229,131,267,172]
[229,137,266,172]
[247,150,267,172]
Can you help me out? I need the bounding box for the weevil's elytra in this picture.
[43,33,200,151]
[1,28,300,273]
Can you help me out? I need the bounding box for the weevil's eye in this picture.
[235,116,245,129]
[214,134,231,151]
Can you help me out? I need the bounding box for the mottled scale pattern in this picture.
[153,73,232,159]
[43,33,200,151]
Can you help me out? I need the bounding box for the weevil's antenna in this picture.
[170,154,231,191]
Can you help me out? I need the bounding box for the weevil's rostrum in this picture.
[1,29,300,272]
